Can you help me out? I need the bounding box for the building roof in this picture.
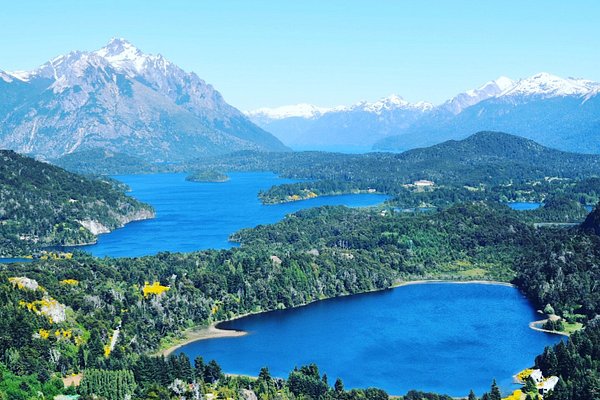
[530,369,543,382]
[541,376,559,390]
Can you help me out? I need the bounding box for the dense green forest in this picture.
[0,201,599,398]
[0,150,154,256]
[1,132,599,399]
[185,132,600,205]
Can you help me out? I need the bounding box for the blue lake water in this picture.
[507,202,541,211]
[80,172,388,258]
[507,202,594,212]
[176,283,562,397]
[0,258,32,264]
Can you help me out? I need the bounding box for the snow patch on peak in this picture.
[500,72,599,98]
[494,76,515,91]
[248,95,432,121]
[247,103,330,120]
[8,70,33,81]
[0,70,14,83]
[444,77,515,114]
[344,94,433,114]
[94,38,148,75]
[99,38,139,56]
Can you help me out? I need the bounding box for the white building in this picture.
[530,369,543,384]
[539,376,559,395]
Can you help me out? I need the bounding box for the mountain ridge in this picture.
[0,38,288,161]
[247,73,600,153]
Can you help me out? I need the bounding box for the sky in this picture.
[1,0,599,110]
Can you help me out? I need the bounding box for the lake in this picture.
[507,202,541,211]
[507,202,594,212]
[0,258,32,264]
[80,172,388,258]
[175,283,562,397]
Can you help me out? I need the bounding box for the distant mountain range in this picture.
[247,73,600,153]
[0,38,288,161]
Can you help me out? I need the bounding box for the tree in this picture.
[194,356,205,381]
[468,389,478,400]
[335,378,344,394]
[525,377,537,394]
[204,360,222,384]
[490,380,501,400]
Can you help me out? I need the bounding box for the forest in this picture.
[0,150,153,257]
[0,132,599,399]
[0,201,599,399]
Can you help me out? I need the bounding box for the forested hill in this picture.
[56,131,600,185]
[179,131,600,205]
[399,131,600,167]
[0,150,153,256]
[191,131,600,182]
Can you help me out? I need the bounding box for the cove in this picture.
[174,283,562,397]
[80,172,388,258]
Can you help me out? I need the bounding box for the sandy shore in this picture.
[160,324,247,357]
[529,319,570,337]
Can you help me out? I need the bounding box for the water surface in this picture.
[507,202,541,211]
[176,283,561,397]
[81,172,388,258]
[0,258,32,264]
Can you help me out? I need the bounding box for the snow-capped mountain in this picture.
[498,72,599,99]
[248,72,600,153]
[247,95,433,150]
[247,104,330,125]
[0,70,16,83]
[0,38,288,161]
[442,77,514,114]
[374,72,600,153]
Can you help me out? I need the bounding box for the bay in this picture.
[81,172,388,258]
[176,283,562,397]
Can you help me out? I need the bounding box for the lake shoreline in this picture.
[159,279,519,357]
[159,324,248,357]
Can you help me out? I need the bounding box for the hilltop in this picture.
[0,150,153,256]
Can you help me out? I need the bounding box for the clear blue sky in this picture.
[1,0,598,110]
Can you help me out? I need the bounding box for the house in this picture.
[414,180,434,187]
[530,369,543,384]
[539,376,559,395]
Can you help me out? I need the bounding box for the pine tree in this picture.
[335,378,344,394]
[194,355,205,381]
[490,380,502,400]
[468,389,478,400]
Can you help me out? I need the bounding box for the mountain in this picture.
[374,73,600,153]
[249,73,600,153]
[0,150,153,256]
[247,95,433,151]
[0,39,288,161]
[439,77,514,114]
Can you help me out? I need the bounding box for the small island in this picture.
[186,170,230,183]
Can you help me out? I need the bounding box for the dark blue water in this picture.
[81,172,388,258]
[507,203,594,212]
[0,258,32,264]
[176,283,562,397]
[507,202,541,211]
